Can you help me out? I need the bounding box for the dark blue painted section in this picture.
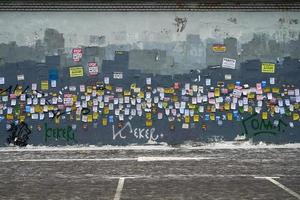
[0,50,300,146]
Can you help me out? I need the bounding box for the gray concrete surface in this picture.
[0,147,299,200]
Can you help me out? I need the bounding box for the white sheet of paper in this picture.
[231,102,236,110]
[285,99,290,106]
[49,112,54,118]
[205,79,211,86]
[182,123,189,129]
[238,100,243,107]
[27,98,32,105]
[257,100,263,107]
[80,85,85,92]
[20,94,26,101]
[184,83,190,90]
[124,96,130,104]
[33,98,38,105]
[124,108,129,115]
[179,108,184,114]
[276,100,282,107]
[115,109,120,116]
[11,99,16,106]
[109,103,114,110]
[51,80,57,88]
[158,112,163,119]
[146,77,151,85]
[224,74,232,80]
[131,109,136,116]
[180,102,186,108]
[0,77,4,84]
[165,109,170,116]
[289,105,294,112]
[32,83,37,91]
[199,106,204,113]
[255,107,261,113]
[31,113,38,119]
[7,107,12,114]
[267,93,273,100]
[104,77,109,84]
[39,113,45,120]
[17,74,24,81]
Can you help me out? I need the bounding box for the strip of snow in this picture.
[0,158,137,162]
[180,141,300,149]
[0,145,175,152]
[0,142,299,152]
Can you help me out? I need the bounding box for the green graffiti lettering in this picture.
[44,123,76,142]
[44,123,52,142]
[260,120,273,131]
[251,119,259,130]
[277,120,288,132]
[242,114,287,137]
[68,126,75,142]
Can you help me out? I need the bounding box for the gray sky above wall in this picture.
[0,12,299,47]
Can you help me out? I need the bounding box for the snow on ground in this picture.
[0,141,300,152]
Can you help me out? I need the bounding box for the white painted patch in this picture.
[114,178,125,200]
[137,156,213,162]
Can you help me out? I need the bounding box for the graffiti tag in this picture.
[112,121,159,141]
[44,123,76,142]
[7,122,31,147]
[242,114,288,136]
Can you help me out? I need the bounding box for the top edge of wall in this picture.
[0,0,300,11]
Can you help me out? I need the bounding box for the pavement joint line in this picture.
[137,156,215,162]
[114,178,125,200]
[254,176,280,179]
[105,174,297,180]
[261,177,300,200]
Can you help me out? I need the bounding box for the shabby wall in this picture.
[0,12,300,146]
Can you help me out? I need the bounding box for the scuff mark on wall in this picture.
[174,17,187,32]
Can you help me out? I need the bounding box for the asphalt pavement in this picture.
[0,146,299,200]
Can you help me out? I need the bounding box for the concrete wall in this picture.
[0,12,300,146]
